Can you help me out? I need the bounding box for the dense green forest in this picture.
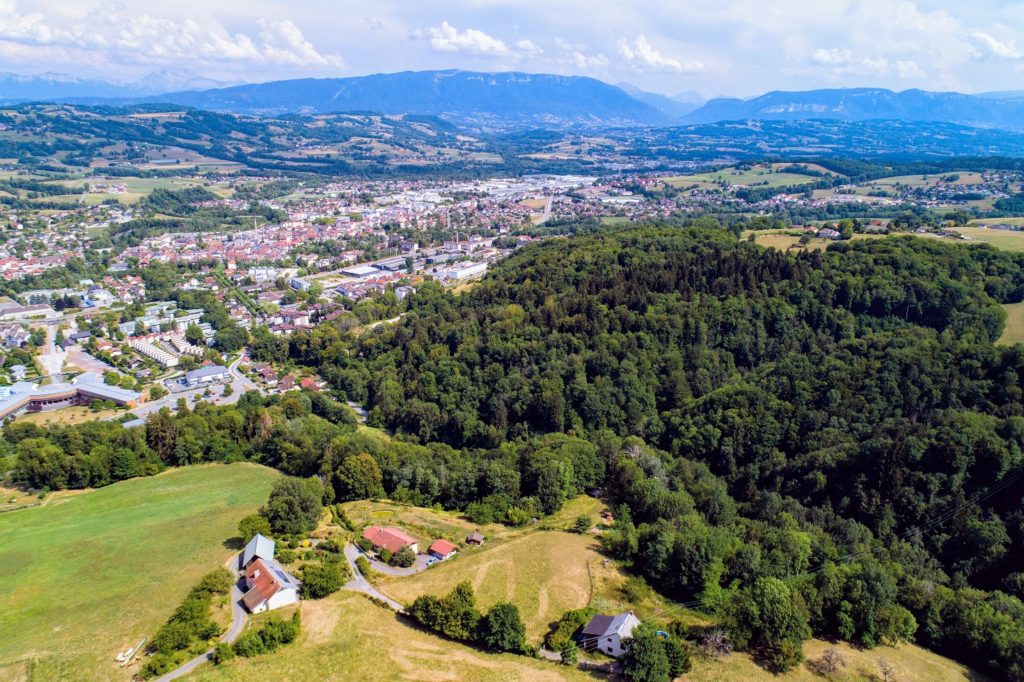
[295,225,1024,678]
[5,225,1024,678]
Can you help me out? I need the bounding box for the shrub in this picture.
[390,545,415,568]
[276,548,297,564]
[211,642,236,664]
[545,607,596,651]
[238,513,271,543]
[379,547,393,564]
[302,560,346,599]
[809,647,846,675]
[559,641,579,666]
[233,612,301,658]
[355,537,373,552]
[355,556,375,582]
[574,515,592,533]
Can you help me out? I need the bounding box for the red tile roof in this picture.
[242,558,281,611]
[363,526,417,554]
[429,539,458,557]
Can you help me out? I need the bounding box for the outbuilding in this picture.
[428,539,458,560]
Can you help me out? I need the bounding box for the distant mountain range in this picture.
[3,69,1024,133]
[685,88,1024,131]
[133,70,667,129]
[0,69,237,101]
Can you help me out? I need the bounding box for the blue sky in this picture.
[1,0,1022,96]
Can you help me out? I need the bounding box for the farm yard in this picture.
[0,463,279,681]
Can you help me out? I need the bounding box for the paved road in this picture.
[154,553,248,682]
[342,544,406,612]
[227,354,259,393]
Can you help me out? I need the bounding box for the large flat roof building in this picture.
[0,372,141,421]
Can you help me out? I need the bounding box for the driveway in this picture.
[154,552,248,682]
[362,551,432,577]
[342,543,406,612]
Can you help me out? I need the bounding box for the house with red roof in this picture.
[240,534,301,613]
[362,526,418,554]
[428,539,458,561]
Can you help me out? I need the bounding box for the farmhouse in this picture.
[362,525,418,554]
[240,534,301,614]
[428,539,458,560]
[579,611,641,658]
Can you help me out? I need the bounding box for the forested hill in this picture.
[297,225,1024,677]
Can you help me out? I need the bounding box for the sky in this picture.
[0,0,1022,97]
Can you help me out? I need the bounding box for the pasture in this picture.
[0,463,279,681]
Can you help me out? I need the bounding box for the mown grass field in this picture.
[384,531,601,640]
[952,226,1024,252]
[0,463,279,681]
[664,165,820,189]
[192,593,592,682]
[999,302,1024,346]
[690,638,983,682]
[750,232,884,252]
[971,217,1024,227]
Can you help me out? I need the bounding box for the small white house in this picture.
[580,611,641,658]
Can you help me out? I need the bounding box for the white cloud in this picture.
[809,48,923,80]
[969,30,1023,59]
[573,50,609,70]
[423,21,511,57]
[0,1,342,72]
[617,34,703,73]
[515,38,542,55]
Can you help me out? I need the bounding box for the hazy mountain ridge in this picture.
[0,69,238,101]
[5,69,1024,133]
[685,87,1024,131]
[139,70,670,130]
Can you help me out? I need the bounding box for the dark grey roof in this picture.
[582,612,635,637]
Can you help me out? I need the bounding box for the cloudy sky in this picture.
[1,0,1022,97]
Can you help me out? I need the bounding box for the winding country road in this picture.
[154,553,248,682]
[341,544,406,612]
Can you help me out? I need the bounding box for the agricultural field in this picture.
[868,171,985,187]
[0,463,279,681]
[998,302,1024,345]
